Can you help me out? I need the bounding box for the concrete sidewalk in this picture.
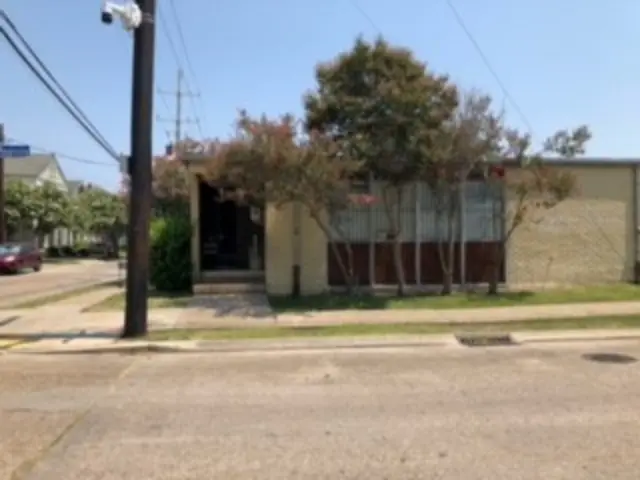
[3,299,640,337]
[185,300,640,327]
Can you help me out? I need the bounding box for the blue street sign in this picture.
[0,144,30,158]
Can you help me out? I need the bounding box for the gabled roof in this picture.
[4,154,57,178]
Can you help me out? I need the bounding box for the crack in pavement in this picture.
[8,357,141,480]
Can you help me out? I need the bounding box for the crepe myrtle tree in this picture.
[422,90,504,294]
[199,110,373,291]
[485,125,592,295]
[304,35,459,295]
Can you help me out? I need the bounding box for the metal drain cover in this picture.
[455,333,517,347]
[582,353,637,364]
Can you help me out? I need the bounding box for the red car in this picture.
[0,243,43,274]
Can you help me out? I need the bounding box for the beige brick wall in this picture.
[507,164,636,287]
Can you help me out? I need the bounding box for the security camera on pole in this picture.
[102,0,156,338]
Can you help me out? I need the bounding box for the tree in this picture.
[119,155,190,218]
[31,182,71,245]
[304,36,458,295]
[202,111,366,290]
[424,91,503,294]
[4,180,38,238]
[75,188,126,255]
[151,156,190,217]
[485,125,592,294]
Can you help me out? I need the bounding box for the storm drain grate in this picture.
[455,333,517,347]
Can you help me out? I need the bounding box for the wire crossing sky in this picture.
[0,0,638,191]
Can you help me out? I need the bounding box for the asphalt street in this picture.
[0,260,121,307]
[2,340,640,479]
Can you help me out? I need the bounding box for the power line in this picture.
[443,0,534,134]
[157,4,204,139]
[348,0,382,33]
[0,10,121,160]
[167,0,200,93]
[7,138,117,167]
[157,68,199,145]
[167,0,207,137]
[156,90,174,142]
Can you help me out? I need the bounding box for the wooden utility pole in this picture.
[122,0,157,338]
[157,68,199,147]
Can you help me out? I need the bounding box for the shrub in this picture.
[149,215,192,292]
[60,246,75,257]
[46,246,60,257]
[74,240,90,257]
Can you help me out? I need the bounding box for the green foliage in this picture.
[149,216,192,292]
[151,157,190,217]
[4,181,37,236]
[4,181,70,238]
[31,181,71,236]
[304,36,458,184]
[75,188,126,237]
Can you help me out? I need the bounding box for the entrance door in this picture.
[199,181,251,270]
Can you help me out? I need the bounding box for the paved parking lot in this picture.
[0,260,120,307]
[2,340,640,479]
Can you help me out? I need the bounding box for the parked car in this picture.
[0,243,43,274]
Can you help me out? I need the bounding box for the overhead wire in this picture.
[7,138,118,167]
[0,25,122,163]
[443,0,534,135]
[156,87,175,142]
[442,0,622,266]
[0,10,121,162]
[157,2,205,139]
[348,0,382,34]
[167,0,207,133]
[167,0,201,95]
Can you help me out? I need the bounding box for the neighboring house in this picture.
[4,154,71,248]
[182,154,639,294]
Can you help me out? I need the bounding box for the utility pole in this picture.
[0,124,5,244]
[123,0,156,338]
[157,68,199,147]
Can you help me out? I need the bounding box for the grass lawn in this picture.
[84,291,192,312]
[43,257,81,265]
[5,281,120,309]
[147,314,640,341]
[269,284,640,313]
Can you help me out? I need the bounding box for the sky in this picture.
[1,0,639,192]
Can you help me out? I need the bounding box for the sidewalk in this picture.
[184,300,640,328]
[2,293,640,353]
[4,298,640,335]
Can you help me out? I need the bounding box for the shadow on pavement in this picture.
[582,352,638,364]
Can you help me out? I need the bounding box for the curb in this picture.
[5,329,640,355]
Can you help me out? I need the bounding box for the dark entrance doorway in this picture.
[199,180,263,271]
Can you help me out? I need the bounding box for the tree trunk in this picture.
[310,210,356,293]
[391,234,406,296]
[383,186,406,297]
[487,242,503,295]
[435,186,456,296]
[329,240,356,294]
